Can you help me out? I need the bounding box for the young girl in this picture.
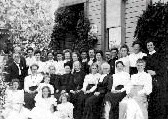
[30,86,57,119]
[54,93,74,119]
[35,74,54,98]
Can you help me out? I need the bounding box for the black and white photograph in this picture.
[0,0,168,119]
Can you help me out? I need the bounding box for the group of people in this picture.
[0,40,167,119]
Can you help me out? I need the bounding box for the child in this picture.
[30,86,57,119]
[36,74,54,98]
[54,93,74,119]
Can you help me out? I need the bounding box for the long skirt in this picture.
[119,85,148,119]
[24,86,37,110]
[75,91,94,119]
[82,94,104,119]
[104,91,126,119]
[119,95,148,119]
[148,79,166,119]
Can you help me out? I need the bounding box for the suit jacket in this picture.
[6,57,27,82]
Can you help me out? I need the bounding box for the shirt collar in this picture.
[149,50,156,55]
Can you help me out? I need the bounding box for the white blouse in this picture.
[112,71,130,92]
[26,56,36,67]
[126,71,152,95]
[82,73,101,92]
[115,56,130,73]
[55,61,65,75]
[24,74,43,93]
[128,52,147,67]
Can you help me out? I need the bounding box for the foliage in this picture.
[0,0,58,49]
[134,1,168,58]
[50,5,98,52]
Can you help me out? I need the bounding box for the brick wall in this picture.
[87,0,102,50]
[125,0,147,52]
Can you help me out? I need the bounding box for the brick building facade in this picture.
[58,0,167,52]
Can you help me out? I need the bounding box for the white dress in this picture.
[119,71,152,119]
[35,83,54,98]
[30,96,57,119]
[2,90,30,119]
[54,102,74,119]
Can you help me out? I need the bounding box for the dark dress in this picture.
[49,74,60,90]
[58,73,74,92]
[143,52,167,119]
[82,75,113,119]
[70,71,86,119]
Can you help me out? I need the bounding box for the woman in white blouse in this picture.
[128,41,147,75]
[104,61,130,119]
[76,63,101,119]
[2,79,30,119]
[119,59,152,119]
[24,64,43,110]
[115,44,130,73]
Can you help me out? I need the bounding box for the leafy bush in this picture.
[134,1,168,61]
[50,5,98,52]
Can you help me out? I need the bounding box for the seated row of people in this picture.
[1,58,152,119]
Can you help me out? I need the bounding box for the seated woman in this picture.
[30,86,57,119]
[24,64,43,110]
[76,63,101,119]
[2,79,30,119]
[47,65,61,93]
[69,61,85,119]
[82,62,113,119]
[104,61,130,119]
[119,59,152,119]
[35,74,54,98]
[55,63,74,103]
[58,63,74,93]
[54,93,74,119]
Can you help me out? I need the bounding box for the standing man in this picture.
[105,50,111,62]
[7,53,27,89]
[108,48,118,75]
[88,49,96,66]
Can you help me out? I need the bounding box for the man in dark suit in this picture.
[7,53,27,89]
[108,48,118,75]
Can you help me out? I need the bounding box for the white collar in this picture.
[149,50,156,55]
[90,58,94,60]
